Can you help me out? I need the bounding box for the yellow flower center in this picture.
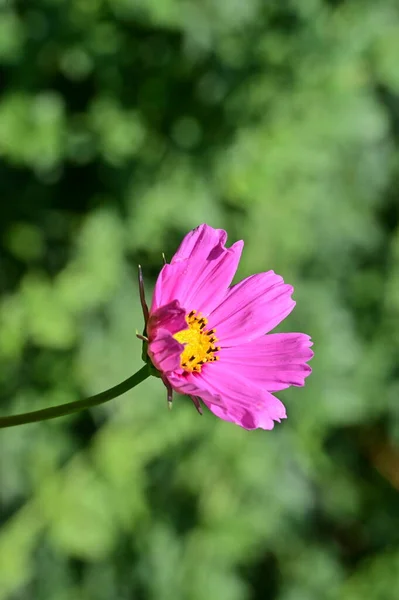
[173,310,220,373]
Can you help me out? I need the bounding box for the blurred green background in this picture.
[1,0,399,598]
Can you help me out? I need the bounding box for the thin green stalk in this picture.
[0,365,150,429]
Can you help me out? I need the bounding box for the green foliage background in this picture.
[1,0,399,598]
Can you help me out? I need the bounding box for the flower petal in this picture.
[148,328,183,374]
[199,363,287,430]
[166,372,225,408]
[147,300,187,374]
[209,272,295,345]
[147,300,187,336]
[171,223,227,264]
[168,363,287,430]
[151,224,244,316]
[221,333,313,391]
[207,397,284,430]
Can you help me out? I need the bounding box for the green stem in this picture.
[0,365,150,429]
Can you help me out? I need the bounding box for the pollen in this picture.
[173,310,220,373]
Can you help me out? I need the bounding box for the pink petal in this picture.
[167,363,287,430]
[147,301,187,374]
[171,223,228,264]
[150,224,243,316]
[209,272,295,345]
[208,397,284,430]
[147,300,187,336]
[221,333,313,391]
[200,363,287,430]
[166,372,225,408]
[148,328,183,374]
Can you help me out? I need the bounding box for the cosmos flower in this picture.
[139,224,313,430]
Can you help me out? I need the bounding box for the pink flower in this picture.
[140,224,313,430]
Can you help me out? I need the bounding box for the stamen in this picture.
[173,310,221,373]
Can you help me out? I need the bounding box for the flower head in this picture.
[140,224,313,430]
